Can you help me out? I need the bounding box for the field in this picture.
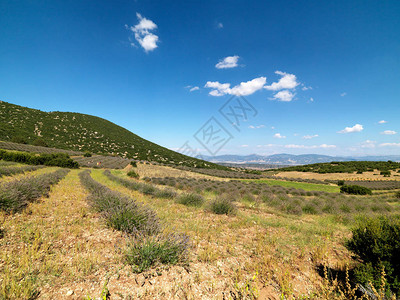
[2,160,400,299]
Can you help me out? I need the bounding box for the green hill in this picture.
[0,100,224,169]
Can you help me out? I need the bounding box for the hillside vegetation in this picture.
[276,161,400,174]
[0,101,224,169]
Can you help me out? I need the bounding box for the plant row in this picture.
[0,149,79,168]
[0,168,70,213]
[79,170,189,272]
[0,165,44,178]
[0,140,82,156]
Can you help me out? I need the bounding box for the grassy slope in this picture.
[0,101,225,169]
[241,178,340,193]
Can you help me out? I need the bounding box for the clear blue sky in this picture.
[1,0,399,157]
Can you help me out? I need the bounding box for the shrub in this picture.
[337,180,345,186]
[396,191,400,199]
[32,138,47,147]
[127,170,139,179]
[83,151,92,157]
[340,185,372,195]
[11,136,27,144]
[155,189,177,199]
[0,150,78,168]
[125,233,189,273]
[130,161,137,167]
[381,170,391,177]
[177,193,205,207]
[208,197,237,215]
[345,216,400,296]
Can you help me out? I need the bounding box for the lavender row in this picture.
[0,165,44,178]
[0,168,70,213]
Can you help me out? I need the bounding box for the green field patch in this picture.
[240,178,340,193]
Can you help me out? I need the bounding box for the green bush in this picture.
[32,138,47,147]
[208,197,237,215]
[125,234,189,273]
[346,216,400,296]
[0,149,78,168]
[127,170,139,179]
[11,136,27,144]
[130,161,137,167]
[340,185,372,195]
[177,193,205,207]
[337,180,345,186]
[396,191,400,199]
[83,151,92,157]
[381,170,391,177]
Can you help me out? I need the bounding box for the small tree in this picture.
[33,138,47,147]
[83,151,92,157]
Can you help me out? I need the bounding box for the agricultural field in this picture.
[1,161,400,299]
[72,155,133,169]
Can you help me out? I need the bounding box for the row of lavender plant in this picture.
[0,165,44,178]
[103,170,177,199]
[0,168,70,213]
[79,170,189,272]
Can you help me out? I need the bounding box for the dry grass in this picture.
[136,163,228,181]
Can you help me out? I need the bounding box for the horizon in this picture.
[1,1,400,157]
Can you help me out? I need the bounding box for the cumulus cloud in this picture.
[248,125,265,129]
[215,56,239,69]
[378,120,387,124]
[271,90,295,102]
[361,140,376,148]
[337,124,364,133]
[128,13,159,52]
[381,130,397,135]
[303,134,319,139]
[274,133,286,139]
[204,77,266,96]
[379,143,400,147]
[264,71,299,91]
[284,144,336,149]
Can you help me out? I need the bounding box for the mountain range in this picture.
[202,154,400,166]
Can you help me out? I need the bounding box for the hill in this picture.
[0,101,224,169]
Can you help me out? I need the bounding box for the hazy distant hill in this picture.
[0,101,224,169]
[202,153,400,165]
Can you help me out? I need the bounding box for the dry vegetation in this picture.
[1,163,399,299]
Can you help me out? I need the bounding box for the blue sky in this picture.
[1,0,400,157]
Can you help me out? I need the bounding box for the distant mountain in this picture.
[0,101,225,169]
[202,153,400,166]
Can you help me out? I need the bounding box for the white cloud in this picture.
[271,90,295,102]
[309,97,314,102]
[264,71,299,91]
[248,125,265,129]
[284,144,336,149]
[302,85,312,91]
[381,130,397,135]
[128,13,159,52]
[274,133,286,139]
[378,120,387,124]
[337,124,364,133]
[189,86,199,92]
[205,77,266,96]
[215,55,239,69]
[379,143,400,147]
[303,134,319,139]
[217,22,223,29]
[361,140,376,148]
[340,92,347,97]
[240,144,248,147]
